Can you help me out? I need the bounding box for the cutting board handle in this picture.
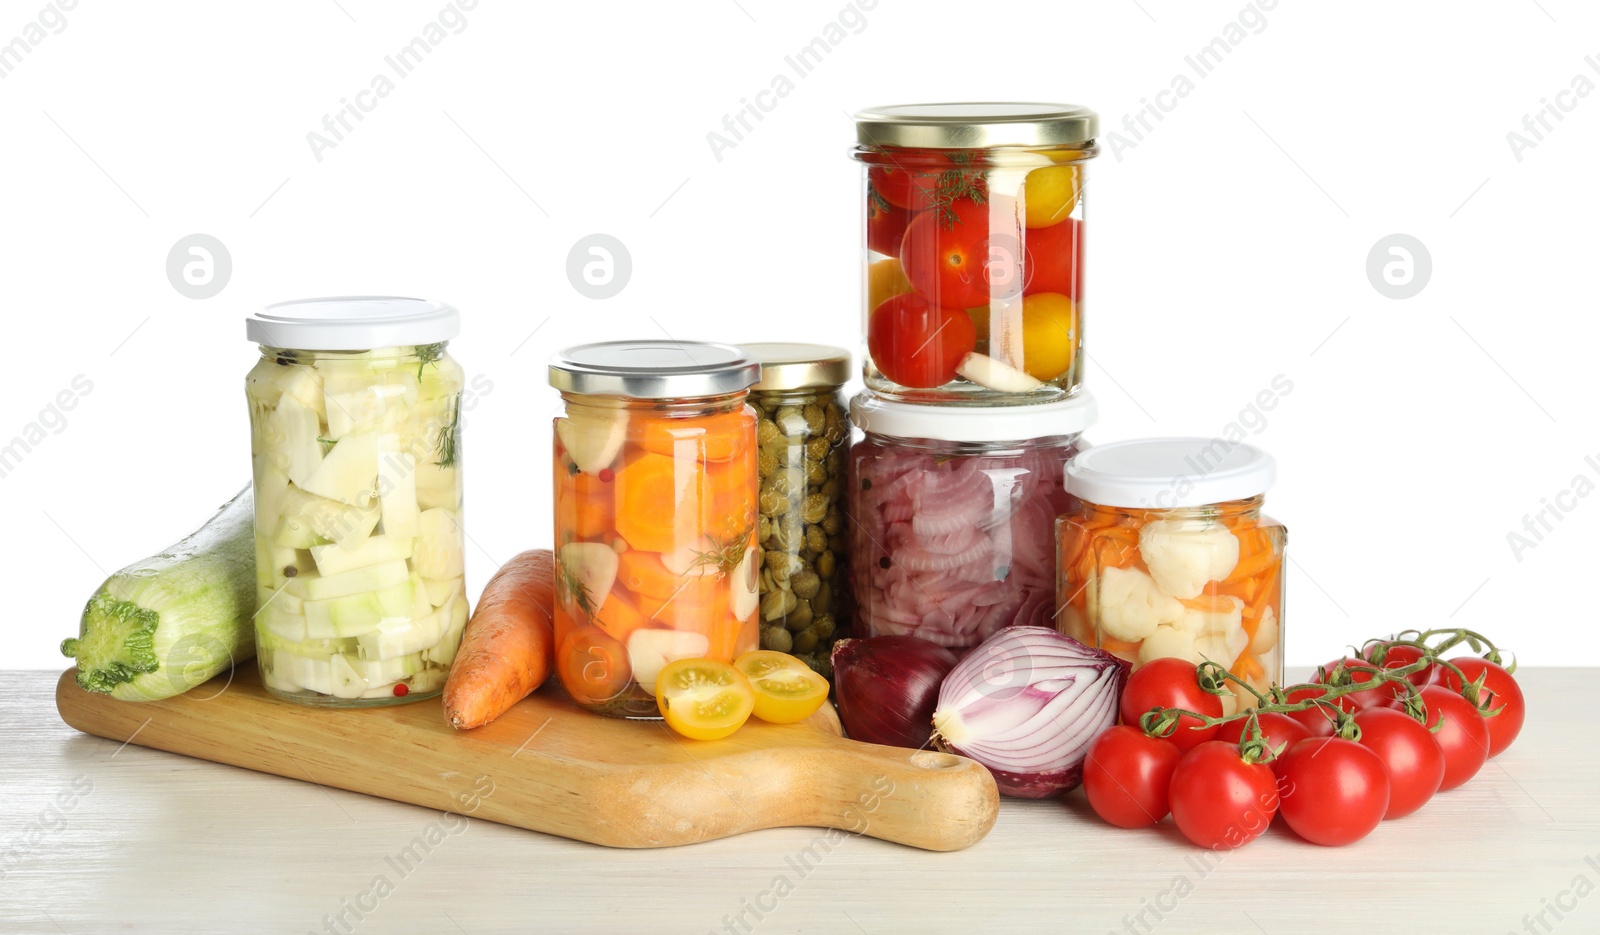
[787,742,998,852]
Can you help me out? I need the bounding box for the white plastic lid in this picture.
[850,391,1096,444]
[1065,437,1276,509]
[246,296,460,351]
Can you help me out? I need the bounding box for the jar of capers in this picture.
[743,343,852,679]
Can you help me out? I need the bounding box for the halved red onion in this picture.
[832,636,960,750]
[932,626,1129,798]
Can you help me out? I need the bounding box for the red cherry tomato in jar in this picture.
[1352,706,1445,819]
[1439,657,1525,757]
[1215,711,1311,776]
[1406,685,1491,790]
[1169,741,1279,850]
[1119,658,1223,754]
[867,292,977,389]
[900,198,1023,310]
[1022,217,1083,302]
[1275,736,1390,846]
[869,164,939,211]
[1082,725,1182,829]
[866,189,913,257]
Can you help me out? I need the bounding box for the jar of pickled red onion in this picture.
[846,392,1096,652]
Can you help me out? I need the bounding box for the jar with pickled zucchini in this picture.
[245,297,468,707]
[742,343,851,679]
[848,392,1095,652]
[549,341,761,718]
[1057,439,1285,715]
[854,102,1097,403]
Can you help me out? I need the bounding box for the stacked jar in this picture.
[847,103,1100,656]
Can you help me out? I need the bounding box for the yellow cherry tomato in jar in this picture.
[1021,164,1082,228]
[735,651,830,724]
[655,659,755,740]
[1020,292,1078,381]
[867,256,914,315]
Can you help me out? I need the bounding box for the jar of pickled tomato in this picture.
[742,343,852,678]
[1057,439,1286,714]
[548,341,761,717]
[245,297,468,707]
[847,391,1096,652]
[854,102,1098,404]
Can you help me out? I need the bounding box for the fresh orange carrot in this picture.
[442,549,556,731]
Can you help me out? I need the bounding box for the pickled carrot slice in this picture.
[595,587,649,643]
[1230,651,1265,683]
[614,451,700,553]
[633,410,749,462]
[569,471,614,540]
[617,549,691,601]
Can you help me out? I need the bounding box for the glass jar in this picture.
[854,102,1098,404]
[244,297,468,707]
[1057,439,1286,714]
[742,343,852,679]
[847,392,1096,652]
[549,341,760,717]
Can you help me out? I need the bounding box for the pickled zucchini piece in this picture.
[377,441,420,539]
[285,559,410,602]
[310,535,414,576]
[413,509,464,579]
[302,577,416,638]
[269,396,324,487]
[274,487,380,549]
[357,608,444,660]
[300,431,379,507]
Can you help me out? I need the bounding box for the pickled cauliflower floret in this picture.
[1250,606,1280,656]
[1138,519,1240,599]
[1092,566,1184,642]
[1136,595,1247,668]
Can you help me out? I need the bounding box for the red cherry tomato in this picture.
[1439,657,1525,757]
[1215,711,1311,776]
[867,292,977,388]
[1352,706,1445,819]
[1119,658,1223,754]
[1169,741,1279,850]
[1362,641,1440,689]
[867,189,913,257]
[1022,217,1083,302]
[1313,656,1401,710]
[1082,725,1182,829]
[1408,685,1491,790]
[1275,737,1390,846]
[869,164,939,211]
[900,198,1025,309]
[1281,684,1342,738]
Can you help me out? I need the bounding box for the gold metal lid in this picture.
[742,343,852,392]
[854,102,1098,149]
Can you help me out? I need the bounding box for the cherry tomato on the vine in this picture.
[1352,706,1445,819]
[1402,685,1491,791]
[1362,641,1440,689]
[867,292,977,388]
[1439,657,1525,757]
[1169,741,1279,850]
[1082,726,1182,829]
[1275,736,1390,846]
[1119,657,1223,754]
[1215,712,1311,777]
[1281,685,1343,738]
[1313,656,1403,710]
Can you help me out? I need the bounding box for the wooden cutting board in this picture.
[55,668,998,851]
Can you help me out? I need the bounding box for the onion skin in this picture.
[831,636,960,749]
[932,626,1130,799]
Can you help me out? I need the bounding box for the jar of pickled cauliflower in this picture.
[1057,439,1285,713]
[245,297,468,707]
[854,102,1097,404]
[549,341,761,717]
[742,343,852,678]
[847,391,1095,652]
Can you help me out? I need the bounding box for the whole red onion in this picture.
[831,636,960,749]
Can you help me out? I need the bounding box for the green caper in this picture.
[759,489,787,517]
[813,583,832,614]
[820,477,840,502]
[813,615,836,641]
[759,567,773,596]
[757,514,771,542]
[765,550,802,582]
[775,406,807,436]
[785,600,814,631]
[761,626,793,653]
[757,446,779,477]
[757,419,781,446]
[803,458,827,486]
[817,550,836,579]
[792,627,819,654]
[790,570,821,600]
[761,588,798,622]
[800,492,828,525]
[805,436,830,461]
[802,404,824,433]
[821,509,842,536]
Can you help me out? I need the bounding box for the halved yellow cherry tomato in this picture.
[734,651,830,724]
[655,658,754,740]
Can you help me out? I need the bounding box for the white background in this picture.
[3,0,1595,669]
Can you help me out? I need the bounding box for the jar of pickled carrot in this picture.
[854,102,1097,404]
[1057,439,1285,714]
[548,341,761,717]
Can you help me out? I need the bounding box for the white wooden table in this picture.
[3,668,1593,935]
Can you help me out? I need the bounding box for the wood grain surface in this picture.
[53,667,998,852]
